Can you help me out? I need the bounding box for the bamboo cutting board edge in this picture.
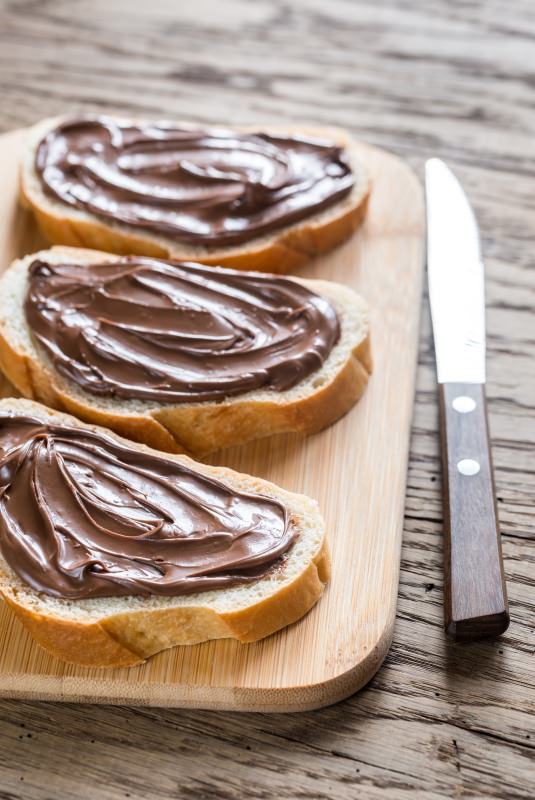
[0,127,424,711]
[0,634,390,711]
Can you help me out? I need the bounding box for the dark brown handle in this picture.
[439,382,509,641]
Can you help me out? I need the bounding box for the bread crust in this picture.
[2,542,329,668]
[0,248,371,456]
[0,400,330,668]
[20,119,370,273]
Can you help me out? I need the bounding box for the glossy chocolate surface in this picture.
[0,415,295,599]
[35,116,355,245]
[25,257,340,403]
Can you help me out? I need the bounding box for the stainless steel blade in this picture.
[425,158,486,384]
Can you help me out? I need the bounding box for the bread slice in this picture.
[0,247,371,457]
[20,117,370,274]
[0,398,329,668]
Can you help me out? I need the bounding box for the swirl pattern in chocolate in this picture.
[0,415,295,599]
[25,256,340,403]
[34,116,355,246]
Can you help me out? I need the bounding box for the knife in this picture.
[425,159,509,642]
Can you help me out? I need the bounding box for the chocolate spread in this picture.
[0,415,295,599]
[35,116,355,245]
[25,257,340,403]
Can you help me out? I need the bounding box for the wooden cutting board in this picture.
[0,128,424,711]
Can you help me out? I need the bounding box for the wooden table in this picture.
[0,1,534,797]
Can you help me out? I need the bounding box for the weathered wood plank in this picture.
[0,0,534,797]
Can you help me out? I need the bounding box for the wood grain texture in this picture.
[0,126,424,708]
[439,382,509,640]
[0,0,534,797]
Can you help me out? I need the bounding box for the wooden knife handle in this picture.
[439,382,509,641]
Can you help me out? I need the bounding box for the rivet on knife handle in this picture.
[439,382,509,640]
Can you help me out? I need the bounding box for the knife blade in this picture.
[425,159,509,641]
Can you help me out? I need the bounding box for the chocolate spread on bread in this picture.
[34,116,355,245]
[0,415,295,599]
[25,256,340,403]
